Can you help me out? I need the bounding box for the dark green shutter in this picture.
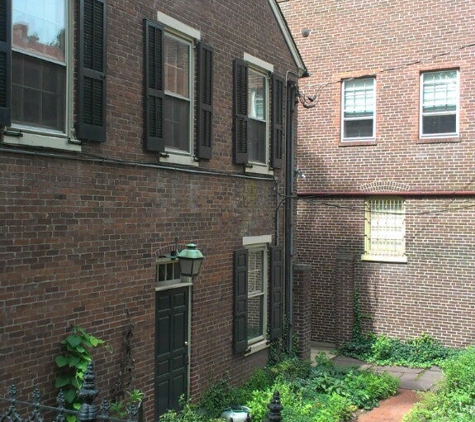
[77,0,106,142]
[271,75,284,169]
[233,248,248,354]
[0,0,11,126]
[270,246,284,340]
[196,43,213,160]
[144,19,164,152]
[233,59,248,164]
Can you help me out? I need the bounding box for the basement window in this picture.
[362,197,407,263]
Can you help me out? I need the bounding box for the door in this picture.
[155,287,189,417]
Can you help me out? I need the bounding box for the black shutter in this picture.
[233,59,248,164]
[0,0,11,127]
[196,43,213,160]
[77,0,106,142]
[144,19,164,152]
[270,246,284,340]
[233,248,248,354]
[271,75,284,169]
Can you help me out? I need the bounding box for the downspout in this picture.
[284,82,297,352]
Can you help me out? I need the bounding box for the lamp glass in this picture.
[178,243,204,277]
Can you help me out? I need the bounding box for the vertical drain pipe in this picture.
[284,83,297,352]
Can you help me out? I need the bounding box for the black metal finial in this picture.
[266,390,283,422]
[77,362,99,422]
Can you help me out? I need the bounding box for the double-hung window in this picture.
[0,0,106,150]
[362,197,406,263]
[144,13,213,163]
[233,55,284,172]
[342,77,375,140]
[420,70,459,137]
[233,236,283,355]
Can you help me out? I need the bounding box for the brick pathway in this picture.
[356,389,420,422]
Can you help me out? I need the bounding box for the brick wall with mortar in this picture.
[279,0,475,347]
[293,264,312,360]
[0,0,302,415]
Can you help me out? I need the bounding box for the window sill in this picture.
[361,254,407,263]
[244,163,274,176]
[339,139,377,147]
[245,339,269,356]
[3,129,81,152]
[417,136,460,144]
[159,152,199,167]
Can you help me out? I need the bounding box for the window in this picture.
[156,258,182,287]
[233,55,284,172]
[247,68,268,164]
[342,77,375,140]
[233,236,283,355]
[12,0,66,132]
[0,0,106,150]
[144,13,213,163]
[164,32,192,153]
[420,70,458,137]
[362,198,406,263]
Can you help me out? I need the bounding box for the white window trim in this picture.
[419,70,459,139]
[361,198,407,263]
[4,0,79,152]
[341,77,376,142]
[243,54,273,175]
[157,12,200,166]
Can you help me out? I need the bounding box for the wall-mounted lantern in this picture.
[177,243,204,278]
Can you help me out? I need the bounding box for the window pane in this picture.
[164,34,190,98]
[423,115,456,135]
[422,70,457,113]
[164,96,190,151]
[248,70,266,120]
[248,119,266,163]
[12,52,66,131]
[344,119,373,138]
[247,295,264,341]
[12,0,66,63]
[344,78,374,117]
[248,250,264,293]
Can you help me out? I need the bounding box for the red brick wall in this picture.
[280,0,475,347]
[0,0,300,414]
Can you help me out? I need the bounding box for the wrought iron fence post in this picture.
[77,362,99,422]
[264,390,283,422]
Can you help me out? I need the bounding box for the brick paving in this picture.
[356,389,420,422]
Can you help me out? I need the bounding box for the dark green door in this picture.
[155,287,189,418]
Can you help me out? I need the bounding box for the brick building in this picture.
[0,0,307,418]
[279,0,475,347]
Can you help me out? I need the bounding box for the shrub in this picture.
[339,333,458,369]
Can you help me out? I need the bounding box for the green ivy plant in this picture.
[110,389,144,419]
[54,325,109,411]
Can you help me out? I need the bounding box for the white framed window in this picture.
[156,12,200,166]
[342,77,375,140]
[362,197,406,263]
[6,0,78,151]
[247,67,269,166]
[420,70,459,137]
[246,245,268,344]
[164,32,193,153]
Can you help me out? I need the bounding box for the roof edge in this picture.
[268,0,309,77]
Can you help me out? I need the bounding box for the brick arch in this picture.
[359,180,411,193]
